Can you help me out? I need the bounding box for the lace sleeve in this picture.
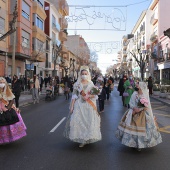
[71,88,79,100]
[129,92,137,109]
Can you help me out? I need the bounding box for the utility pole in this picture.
[11,1,18,77]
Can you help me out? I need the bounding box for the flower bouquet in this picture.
[138,97,149,108]
[89,86,100,95]
[59,83,65,89]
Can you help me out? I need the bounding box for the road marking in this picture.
[49,117,66,133]
[159,125,170,134]
[153,105,167,110]
[154,113,170,118]
[151,102,161,104]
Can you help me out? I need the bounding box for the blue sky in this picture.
[66,0,152,74]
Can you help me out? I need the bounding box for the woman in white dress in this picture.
[115,82,162,151]
[64,66,102,147]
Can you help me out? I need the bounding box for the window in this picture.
[22,30,30,48]
[52,32,56,43]
[52,15,56,26]
[22,1,30,20]
[36,39,43,50]
[8,65,12,76]
[37,0,43,8]
[33,38,44,51]
[36,16,43,30]
[17,67,21,77]
[0,17,5,36]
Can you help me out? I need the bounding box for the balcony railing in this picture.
[150,33,158,43]
[52,22,60,32]
[59,0,69,16]
[59,18,68,29]
[150,13,158,25]
[59,31,67,41]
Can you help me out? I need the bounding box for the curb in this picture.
[19,95,45,107]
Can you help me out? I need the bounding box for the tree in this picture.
[90,51,98,63]
[0,3,18,41]
[21,40,46,77]
[52,43,62,76]
[130,50,148,81]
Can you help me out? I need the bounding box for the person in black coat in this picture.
[12,75,21,108]
[147,76,153,95]
[98,83,106,113]
[117,74,128,106]
[44,75,49,88]
[104,82,110,100]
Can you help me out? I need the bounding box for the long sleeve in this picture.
[129,92,137,109]
[71,83,79,99]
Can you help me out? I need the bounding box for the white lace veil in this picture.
[77,66,92,83]
[139,82,154,120]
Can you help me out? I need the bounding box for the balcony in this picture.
[59,18,68,29]
[123,46,127,50]
[150,13,158,25]
[33,1,46,21]
[138,33,141,39]
[32,25,46,42]
[150,33,158,43]
[59,31,67,41]
[122,35,127,41]
[59,0,69,16]
[123,51,127,57]
[45,62,52,68]
[61,44,68,54]
[31,51,46,62]
[63,53,69,60]
[52,22,60,32]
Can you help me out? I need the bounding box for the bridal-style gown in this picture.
[64,81,102,144]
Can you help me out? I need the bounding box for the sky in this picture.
[66,0,152,74]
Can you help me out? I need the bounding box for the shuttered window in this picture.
[22,30,30,48]
[22,1,30,20]
[0,17,5,36]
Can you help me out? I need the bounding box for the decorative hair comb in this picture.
[80,66,89,71]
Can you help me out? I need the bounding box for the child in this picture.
[98,83,106,113]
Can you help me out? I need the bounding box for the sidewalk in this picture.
[150,94,170,106]
[19,89,46,107]
[114,82,170,106]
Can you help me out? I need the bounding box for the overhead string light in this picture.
[66,0,151,31]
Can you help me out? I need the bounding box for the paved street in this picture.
[0,88,170,170]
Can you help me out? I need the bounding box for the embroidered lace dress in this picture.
[0,91,27,144]
[115,91,162,148]
[64,81,102,144]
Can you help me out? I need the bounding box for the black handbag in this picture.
[0,108,19,126]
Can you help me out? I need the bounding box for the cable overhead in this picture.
[68,0,151,8]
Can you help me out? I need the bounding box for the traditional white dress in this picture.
[115,82,162,149]
[64,81,102,144]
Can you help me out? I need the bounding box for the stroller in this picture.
[45,85,56,101]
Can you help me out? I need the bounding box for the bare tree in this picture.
[130,50,148,81]
[90,51,98,63]
[0,3,18,41]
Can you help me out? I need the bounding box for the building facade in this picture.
[0,0,9,76]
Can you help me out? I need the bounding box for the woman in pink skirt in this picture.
[0,77,27,144]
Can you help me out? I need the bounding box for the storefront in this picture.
[157,61,170,81]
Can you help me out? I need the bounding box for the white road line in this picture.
[49,117,66,133]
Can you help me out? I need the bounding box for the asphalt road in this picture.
[0,88,170,170]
